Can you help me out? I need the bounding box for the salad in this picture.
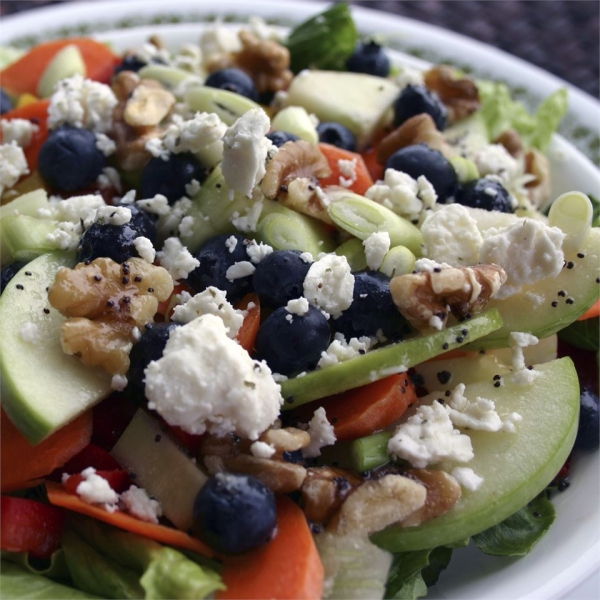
[0,3,599,599]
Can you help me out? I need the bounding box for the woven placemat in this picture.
[354,0,599,99]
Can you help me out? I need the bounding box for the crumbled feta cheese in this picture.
[119,189,136,204]
[120,485,162,524]
[451,467,484,491]
[413,258,452,273]
[480,219,565,299]
[133,42,171,66]
[444,383,504,431]
[246,240,273,263]
[185,178,202,197]
[19,322,40,343]
[338,157,358,188]
[0,142,29,194]
[91,205,132,227]
[157,237,199,280]
[509,332,542,386]
[317,333,373,368]
[303,254,354,318]
[200,24,242,70]
[1,119,38,148]
[74,467,119,511]
[145,136,170,160]
[231,196,264,233]
[156,197,193,239]
[225,235,238,253]
[473,144,521,187]
[286,297,310,316]
[248,16,281,41]
[226,260,256,281]
[250,440,276,459]
[394,66,425,89]
[178,215,195,238]
[162,112,227,154]
[145,314,283,439]
[47,74,118,133]
[388,401,474,468]
[366,169,437,222]
[302,407,337,458]
[133,236,156,263]
[363,231,391,270]
[46,221,82,251]
[172,286,244,338]
[111,374,128,391]
[420,203,483,266]
[137,194,171,216]
[299,252,314,264]
[221,108,274,197]
[95,132,116,156]
[39,193,105,224]
[97,166,122,192]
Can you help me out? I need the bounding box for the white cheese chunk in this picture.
[120,485,163,524]
[250,441,276,459]
[157,237,200,280]
[450,467,484,491]
[363,231,391,270]
[1,118,39,148]
[133,236,156,264]
[302,407,337,458]
[0,142,29,194]
[303,254,354,318]
[318,333,373,368]
[286,297,310,316]
[74,467,119,512]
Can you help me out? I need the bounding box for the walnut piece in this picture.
[377,114,448,165]
[390,264,507,330]
[124,80,176,128]
[328,474,427,535]
[49,258,173,374]
[235,30,293,94]
[494,129,523,158]
[260,427,311,454]
[300,467,361,524]
[401,469,462,527]
[424,66,481,123]
[261,140,332,223]
[524,148,551,209]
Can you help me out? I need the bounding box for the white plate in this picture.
[2,2,599,599]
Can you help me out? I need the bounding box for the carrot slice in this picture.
[318,143,374,195]
[578,299,600,321]
[45,481,218,559]
[235,294,261,353]
[298,374,416,442]
[1,99,50,170]
[1,409,92,493]
[217,495,324,600]
[0,38,120,96]
[361,144,384,182]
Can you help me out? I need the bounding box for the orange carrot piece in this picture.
[318,143,374,195]
[1,409,92,493]
[0,38,120,96]
[235,294,261,353]
[217,495,324,600]
[361,144,384,182]
[578,299,600,321]
[45,481,219,559]
[308,374,417,441]
[1,99,50,170]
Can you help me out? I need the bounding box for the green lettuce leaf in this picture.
[286,3,358,73]
[1,549,70,580]
[477,81,568,152]
[473,494,556,556]
[0,560,101,599]
[558,317,599,351]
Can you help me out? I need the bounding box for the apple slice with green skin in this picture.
[370,357,579,552]
[468,227,600,350]
[0,252,112,444]
[280,309,503,408]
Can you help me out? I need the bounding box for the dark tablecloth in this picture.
[2,0,598,98]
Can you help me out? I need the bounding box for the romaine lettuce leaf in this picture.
[0,560,101,599]
[1,548,70,580]
[477,81,567,152]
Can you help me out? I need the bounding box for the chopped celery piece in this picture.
[335,238,367,271]
[1,214,59,261]
[379,245,416,279]
[138,64,202,96]
[548,191,593,253]
[281,309,503,408]
[184,86,260,126]
[350,431,393,473]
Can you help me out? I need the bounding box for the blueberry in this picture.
[385,144,458,203]
[346,40,390,78]
[114,55,148,74]
[204,68,259,102]
[575,387,599,450]
[141,153,208,205]
[266,130,300,148]
[253,250,312,308]
[334,271,410,341]
[77,221,141,264]
[255,305,330,376]
[128,202,157,243]
[0,261,27,295]
[0,88,13,115]
[187,234,254,302]
[127,322,180,393]
[317,122,356,152]
[38,125,107,192]
[455,178,514,213]
[393,84,447,131]
[193,473,276,554]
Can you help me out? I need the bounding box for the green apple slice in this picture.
[370,357,579,552]
[0,252,112,444]
[280,309,503,408]
[469,227,600,350]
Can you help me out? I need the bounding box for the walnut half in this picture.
[390,264,507,330]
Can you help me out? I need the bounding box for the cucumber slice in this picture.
[371,357,579,551]
[280,309,503,408]
[0,253,111,443]
[470,227,600,349]
[335,238,367,271]
[184,86,261,126]
[0,188,49,219]
[38,44,86,98]
[111,409,208,531]
[1,214,59,262]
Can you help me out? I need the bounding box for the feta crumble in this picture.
[451,467,484,491]
[74,467,119,512]
[1,119,39,148]
[363,231,391,270]
[19,322,41,343]
[302,407,337,458]
[246,240,273,263]
[250,440,276,459]
[90,205,132,227]
[157,237,200,280]
[95,132,116,156]
[162,112,227,154]
[303,254,354,318]
[137,194,171,216]
[178,215,195,238]
[0,142,29,194]
[133,236,156,263]
[226,261,256,281]
[120,485,163,524]
[225,235,238,253]
[145,315,282,439]
[111,374,128,391]
[338,157,357,188]
[317,333,373,368]
[286,297,310,316]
